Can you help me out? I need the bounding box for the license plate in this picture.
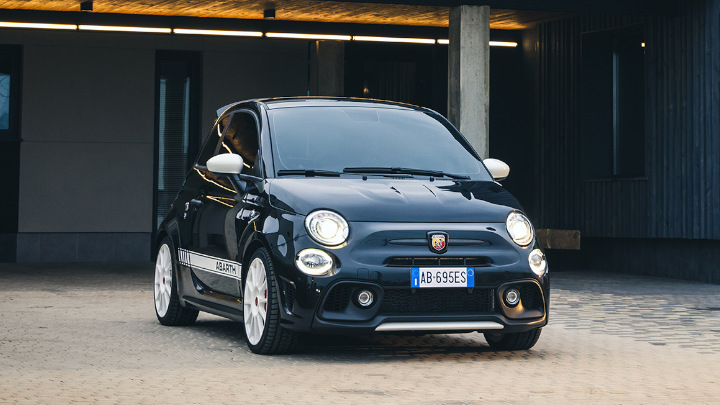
[411,267,475,288]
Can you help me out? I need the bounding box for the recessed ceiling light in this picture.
[266,32,351,41]
[173,28,262,37]
[79,25,171,33]
[437,39,519,47]
[0,21,77,30]
[353,36,436,44]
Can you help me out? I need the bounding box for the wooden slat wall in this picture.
[534,17,582,231]
[645,0,720,239]
[533,0,720,240]
[582,180,648,237]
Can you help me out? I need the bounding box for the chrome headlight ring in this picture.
[305,210,349,247]
[506,211,534,248]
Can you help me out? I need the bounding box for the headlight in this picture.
[305,210,349,246]
[296,249,334,276]
[528,249,547,276]
[506,212,533,247]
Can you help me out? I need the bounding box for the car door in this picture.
[183,110,262,297]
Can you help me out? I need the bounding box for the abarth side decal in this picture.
[177,248,242,282]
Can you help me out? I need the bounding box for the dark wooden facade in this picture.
[523,0,720,242]
[645,0,720,240]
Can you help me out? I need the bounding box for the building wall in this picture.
[0,29,308,262]
[528,0,720,240]
[527,0,720,281]
[19,45,155,234]
[645,0,720,239]
[199,39,309,132]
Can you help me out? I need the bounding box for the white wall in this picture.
[18,44,155,233]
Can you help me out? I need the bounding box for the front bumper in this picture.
[267,217,549,335]
[280,278,548,334]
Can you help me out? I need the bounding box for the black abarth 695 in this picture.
[153,98,549,354]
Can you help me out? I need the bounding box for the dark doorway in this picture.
[581,27,645,179]
[154,51,202,237]
[0,44,22,262]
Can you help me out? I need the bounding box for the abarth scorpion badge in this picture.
[428,231,449,254]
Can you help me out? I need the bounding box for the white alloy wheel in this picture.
[243,257,269,345]
[154,244,173,317]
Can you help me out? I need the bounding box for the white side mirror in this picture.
[484,158,510,181]
[207,153,244,175]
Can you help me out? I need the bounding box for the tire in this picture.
[484,328,542,351]
[154,237,199,326]
[243,247,299,354]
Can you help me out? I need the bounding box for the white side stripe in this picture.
[177,248,242,282]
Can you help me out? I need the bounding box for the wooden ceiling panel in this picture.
[0,0,568,28]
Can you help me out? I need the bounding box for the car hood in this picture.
[267,178,522,223]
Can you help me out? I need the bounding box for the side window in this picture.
[196,116,228,166]
[216,111,260,175]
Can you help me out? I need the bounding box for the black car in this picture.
[153,97,548,354]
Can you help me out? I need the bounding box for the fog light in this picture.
[505,288,520,307]
[528,249,547,276]
[296,249,333,276]
[357,290,374,307]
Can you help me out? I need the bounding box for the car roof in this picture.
[216,97,425,117]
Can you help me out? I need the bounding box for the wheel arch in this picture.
[154,220,186,300]
[238,212,275,276]
[153,230,169,261]
[241,236,270,279]
[156,219,181,252]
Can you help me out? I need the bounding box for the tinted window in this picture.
[155,51,201,234]
[269,107,490,180]
[196,118,227,166]
[217,111,259,174]
[0,44,20,138]
[0,72,9,130]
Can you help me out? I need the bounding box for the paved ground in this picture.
[1,263,719,404]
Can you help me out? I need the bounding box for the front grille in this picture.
[323,284,353,312]
[516,283,544,311]
[380,288,493,314]
[385,257,492,267]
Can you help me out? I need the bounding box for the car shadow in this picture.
[191,317,544,362]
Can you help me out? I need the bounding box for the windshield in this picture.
[268,106,492,180]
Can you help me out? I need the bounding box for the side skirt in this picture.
[183,296,244,323]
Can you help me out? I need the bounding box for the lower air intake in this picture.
[380,288,493,314]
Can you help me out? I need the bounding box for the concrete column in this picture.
[447,5,490,159]
[309,40,344,96]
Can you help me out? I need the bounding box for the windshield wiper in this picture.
[277,169,342,177]
[343,166,470,180]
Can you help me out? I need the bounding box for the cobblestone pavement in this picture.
[1,263,719,404]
